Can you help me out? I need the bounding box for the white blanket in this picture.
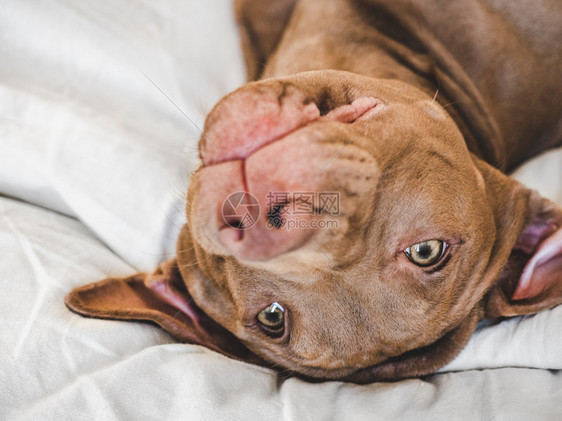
[1,1,561,419]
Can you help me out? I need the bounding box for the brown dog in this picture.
[66,0,562,382]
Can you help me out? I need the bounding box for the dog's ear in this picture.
[64,259,266,366]
[473,157,562,318]
[234,0,297,80]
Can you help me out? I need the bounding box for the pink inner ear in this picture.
[149,276,205,328]
[512,227,562,300]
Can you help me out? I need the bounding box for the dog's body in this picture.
[66,0,562,382]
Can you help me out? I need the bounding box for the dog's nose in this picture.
[200,83,321,166]
[200,83,383,167]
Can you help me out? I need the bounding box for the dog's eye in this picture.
[257,302,285,332]
[404,240,446,267]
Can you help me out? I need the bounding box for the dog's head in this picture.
[66,71,562,382]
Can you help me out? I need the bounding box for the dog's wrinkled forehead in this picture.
[210,255,431,370]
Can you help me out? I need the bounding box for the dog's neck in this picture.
[261,0,562,172]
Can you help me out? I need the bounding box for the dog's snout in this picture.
[193,81,382,262]
[199,81,384,168]
[194,137,340,262]
[216,180,320,262]
[200,83,321,166]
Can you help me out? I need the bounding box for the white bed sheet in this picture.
[1,0,561,419]
[0,0,245,271]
